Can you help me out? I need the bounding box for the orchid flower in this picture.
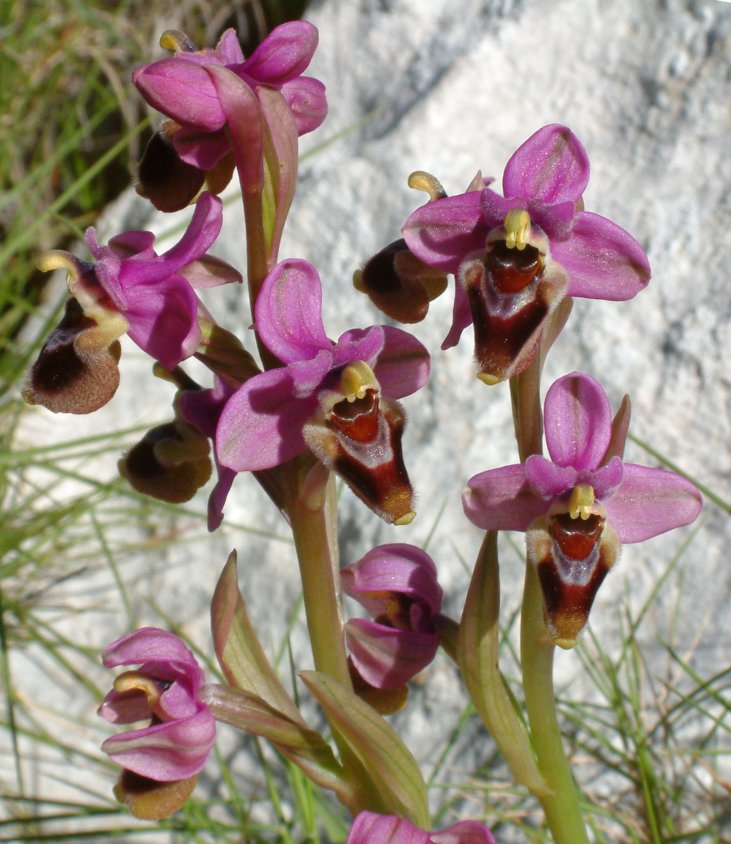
[133,22,327,209]
[342,544,443,691]
[463,372,702,647]
[346,811,496,844]
[216,259,430,523]
[23,193,240,413]
[402,125,651,383]
[98,628,216,782]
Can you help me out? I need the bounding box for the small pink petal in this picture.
[179,254,243,289]
[544,372,612,471]
[552,211,651,300]
[216,367,314,471]
[463,464,546,531]
[346,812,430,844]
[342,544,442,617]
[346,619,439,689]
[102,628,199,670]
[431,820,496,844]
[402,192,486,274]
[605,464,703,543]
[101,707,216,781]
[133,58,226,131]
[503,124,590,205]
[242,21,318,85]
[441,282,472,350]
[255,259,330,363]
[373,326,430,399]
[279,76,328,134]
[215,29,245,64]
[525,455,577,498]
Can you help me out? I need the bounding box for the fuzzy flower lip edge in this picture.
[345,810,496,844]
[98,627,216,782]
[401,123,651,304]
[463,371,702,544]
[215,259,430,473]
[341,544,443,690]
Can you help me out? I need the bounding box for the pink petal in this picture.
[342,543,442,616]
[107,230,156,259]
[179,254,243,289]
[503,124,589,205]
[346,620,439,689]
[133,58,226,131]
[524,455,577,498]
[431,821,496,844]
[216,367,314,471]
[255,259,330,363]
[215,29,245,65]
[98,689,152,725]
[441,281,472,350]
[552,211,651,300]
[123,275,200,369]
[544,372,612,471]
[402,192,486,274]
[242,21,318,85]
[604,464,703,543]
[373,326,430,399]
[174,126,230,170]
[463,464,546,531]
[334,326,385,369]
[159,193,223,271]
[207,462,237,532]
[102,628,199,670]
[101,707,216,781]
[347,812,430,844]
[279,76,328,134]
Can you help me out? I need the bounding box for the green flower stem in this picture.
[510,343,589,842]
[287,465,351,688]
[521,563,590,844]
[287,462,385,813]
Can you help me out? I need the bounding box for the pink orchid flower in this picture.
[99,628,216,781]
[342,544,443,690]
[402,125,651,382]
[346,811,496,844]
[133,22,326,174]
[216,259,430,523]
[463,372,702,646]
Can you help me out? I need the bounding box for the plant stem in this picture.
[521,564,590,844]
[287,464,352,690]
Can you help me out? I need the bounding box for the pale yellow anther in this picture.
[408,171,447,202]
[340,361,378,402]
[38,250,79,277]
[568,484,595,520]
[113,670,164,709]
[504,209,531,250]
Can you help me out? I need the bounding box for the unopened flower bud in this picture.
[355,239,447,324]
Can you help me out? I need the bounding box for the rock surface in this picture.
[10,0,731,839]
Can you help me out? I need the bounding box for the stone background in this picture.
[10,0,731,840]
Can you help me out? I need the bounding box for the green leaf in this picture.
[202,683,354,806]
[211,551,302,723]
[457,531,550,797]
[300,670,430,827]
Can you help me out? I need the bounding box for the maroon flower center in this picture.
[486,240,543,294]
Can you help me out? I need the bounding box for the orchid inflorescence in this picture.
[23,18,703,843]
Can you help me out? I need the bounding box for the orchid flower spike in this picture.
[402,125,651,383]
[23,193,240,414]
[463,372,702,647]
[98,628,217,818]
[346,811,496,844]
[342,544,443,696]
[133,23,327,210]
[216,259,430,524]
